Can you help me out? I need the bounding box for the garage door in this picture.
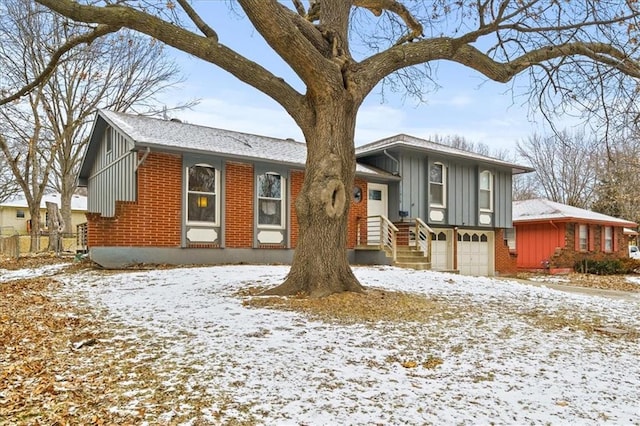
[457,230,493,276]
[431,229,452,271]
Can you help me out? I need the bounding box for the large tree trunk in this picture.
[60,174,75,237]
[265,99,365,298]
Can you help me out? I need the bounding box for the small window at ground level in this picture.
[16,210,25,218]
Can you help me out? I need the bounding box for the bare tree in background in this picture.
[516,131,600,208]
[0,155,19,204]
[34,0,640,296]
[592,135,640,225]
[0,0,189,245]
[512,173,540,202]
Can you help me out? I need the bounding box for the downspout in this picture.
[383,149,399,175]
[383,149,402,218]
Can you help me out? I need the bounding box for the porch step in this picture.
[393,261,432,270]
[393,245,430,270]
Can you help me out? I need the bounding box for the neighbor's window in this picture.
[604,226,613,252]
[187,164,218,224]
[429,162,446,206]
[257,172,284,227]
[479,170,493,211]
[579,224,588,251]
[16,210,25,219]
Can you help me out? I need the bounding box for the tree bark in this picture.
[264,97,364,298]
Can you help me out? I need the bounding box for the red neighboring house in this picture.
[512,198,637,273]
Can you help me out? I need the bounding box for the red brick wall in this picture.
[87,154,369,252]
[494,228,517,275]
[225,162,254,248]
[87,152,182,247]
[549,222,628,268]
[290,170,304,247]
[348,178,368,248]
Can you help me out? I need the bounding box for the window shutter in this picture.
[613,228,619,253]
[589,225,595,251]
[574,224,580,251]
[601,227,605,252]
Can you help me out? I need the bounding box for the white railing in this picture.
[357,215,398,261]
[414,217,433,262]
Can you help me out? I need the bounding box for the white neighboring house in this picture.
[0,193,87,235]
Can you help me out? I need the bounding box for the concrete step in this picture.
[393,261,431,270]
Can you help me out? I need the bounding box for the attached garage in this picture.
[457,230,494,276]
[431,229,453,271]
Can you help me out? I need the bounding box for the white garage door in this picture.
[431,229,452,271]
[457,230,494,276]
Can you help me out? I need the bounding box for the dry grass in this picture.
[240,286,470,324]
[0,276,232,425]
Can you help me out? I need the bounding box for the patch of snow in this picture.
[58,266,640,425]
[0,263,67,283]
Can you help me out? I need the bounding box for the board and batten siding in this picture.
[367,151,514,228]
[493,169,513,228]
[87,125,137,217]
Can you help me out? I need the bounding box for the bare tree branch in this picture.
[0,24,119,106]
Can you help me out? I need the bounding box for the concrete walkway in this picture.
[500,277,640,303]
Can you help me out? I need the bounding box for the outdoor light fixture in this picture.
[197,196,208,208]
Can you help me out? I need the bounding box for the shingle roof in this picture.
[97,110,391,178]
[356,134,533,174]
[513,198,637,227]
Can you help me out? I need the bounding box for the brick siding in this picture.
[87,152,182,247]
[88,155,367,250]
[225,162,254,248]
[494,228,517,275]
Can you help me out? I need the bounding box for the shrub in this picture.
[573,258,635,275]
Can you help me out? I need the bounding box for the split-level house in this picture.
[79,110,532,274]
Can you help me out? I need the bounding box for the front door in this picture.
[367,183,388,244]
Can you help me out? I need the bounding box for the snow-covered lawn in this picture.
[37,266,640,424]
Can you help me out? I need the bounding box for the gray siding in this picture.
[447,162,477,226]
[362,148,515,229]
[493,169,513,228]
[87,126,136,217]
[398,153,426,220]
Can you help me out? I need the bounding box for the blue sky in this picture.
[162,2,576,156]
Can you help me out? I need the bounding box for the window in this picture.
[187,164,218,224]
[106,127,112,153]
[16,210,25,219]
[479,170,493,211]
[604,226,613,252]
[429,162,446,206]
[258,172,284,227]
[578,224,588,251]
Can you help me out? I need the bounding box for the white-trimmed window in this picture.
[604,226,613,252]
[479,170,493,211]
[187,164,218,225]
[16,210,25,219]
[578,224,588,251]
[429,162,446,207]
[257,172,285,228]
